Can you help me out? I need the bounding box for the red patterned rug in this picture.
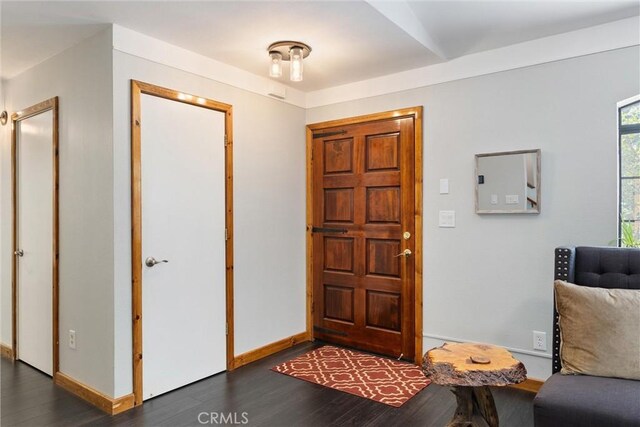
[271,345,430,407]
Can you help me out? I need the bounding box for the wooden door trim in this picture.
[306,107,424,363]
[131,80,234,406]
[0,343,14,360]
[11,96,60,374]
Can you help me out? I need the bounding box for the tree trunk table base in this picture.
[422,343,527,427]
[447,385,497,427]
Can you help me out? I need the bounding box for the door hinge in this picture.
[224,134,228,146]
[225,228,229,240]
[226,323,229,335]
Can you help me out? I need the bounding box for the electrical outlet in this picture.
[69,330,76,349]
[533,330,546,351]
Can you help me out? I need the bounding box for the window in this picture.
[618,98,640,247]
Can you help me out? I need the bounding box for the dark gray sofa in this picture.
[533,246,640,427]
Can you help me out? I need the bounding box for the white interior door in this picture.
[16,110,54,376]
[141,94,227,400]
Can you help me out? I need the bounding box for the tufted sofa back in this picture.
[552,246,640,373]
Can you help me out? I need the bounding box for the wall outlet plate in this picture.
[69,330,76,349]
[533,330,546,351]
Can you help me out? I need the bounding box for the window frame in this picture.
[617,95,640,245]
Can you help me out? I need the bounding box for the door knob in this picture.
[145,257,168,267]
[14,249,24,257]
[395,249,412,258]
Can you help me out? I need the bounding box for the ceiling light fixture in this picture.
[268,41,311,82]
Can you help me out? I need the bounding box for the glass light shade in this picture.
[269,52,282,78]
[289,46,303,82]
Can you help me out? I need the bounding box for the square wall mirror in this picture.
[475,149,541,214]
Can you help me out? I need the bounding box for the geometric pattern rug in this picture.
[271,345,430,407]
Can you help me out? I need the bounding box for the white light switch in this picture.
[505,195,520,204]
[490,194,498,205]
[439,210,455,228]
[439,178,449,194]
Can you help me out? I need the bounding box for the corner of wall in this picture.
[2,26,118,397]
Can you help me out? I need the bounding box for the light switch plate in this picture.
[491,194,498,205]
[439,210,455,227]
[505,194,520,204]
[439,178,449,194]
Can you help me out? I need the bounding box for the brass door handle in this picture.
[395,249,412,258]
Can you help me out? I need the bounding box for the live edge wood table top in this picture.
[422,342,527,427]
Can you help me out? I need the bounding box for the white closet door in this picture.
[141,94,226,400]
[17,110,54,376]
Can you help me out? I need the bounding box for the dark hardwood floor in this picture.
[1,342,534,426]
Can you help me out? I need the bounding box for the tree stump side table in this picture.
[422,342,527,427]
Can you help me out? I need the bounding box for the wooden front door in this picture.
[311,113,419,360]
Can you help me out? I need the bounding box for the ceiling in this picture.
[2,1,639,92]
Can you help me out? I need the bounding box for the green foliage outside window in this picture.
[621,102,640,125]
[619,101,640,246]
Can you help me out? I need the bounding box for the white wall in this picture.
[307,46,640,379]
[0,29,115,394]
[112,50,307,396]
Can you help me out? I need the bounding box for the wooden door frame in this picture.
[305,107,423,363]
[130,81,234,406]
[11,96,60,374]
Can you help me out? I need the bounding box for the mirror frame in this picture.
[475,148,541,214]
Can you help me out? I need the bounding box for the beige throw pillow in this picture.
[554,280,640,380]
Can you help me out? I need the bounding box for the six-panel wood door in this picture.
[312,117,415,359]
